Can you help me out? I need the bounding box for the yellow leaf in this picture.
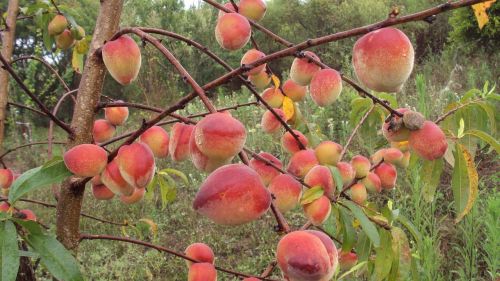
[72,49,84,74]
[139,218,158,238]
[271,74,280,89]
[454,143,479,223]
[352,218,360,229]
[472,0,496,29]
[282,96,295,121]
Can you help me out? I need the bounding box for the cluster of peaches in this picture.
[0,169,36,221]
[47,14,85,50]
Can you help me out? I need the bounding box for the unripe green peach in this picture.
[350,183,368,205]
[249,70,271,90]
[239,0,267,21]
[351,155,371,179]
[55,29,75,50]
[120,188,145,204]
[215,13,251,51]
[169,123,195,162]
[261,87,285,108]
[241,49,266,75]
[261,109,285,134]
[290,51,321,86]
[374,163,397,190]
[314,141,342,166]
[188,263,217,281]
[48,15,68,36]
[93,119,116,143]
[268,174,302,213]
[304,165,335,197]
[101,160,134,196]
[281,130,309,154]
[303,195,331,226]
[408,121,448,160]
[249,152,282,185]
[282,79,307,102]
[63,144,108,177]
[140,126,170,158]
[287,149,319,178]
[104,101,129,126]
[336,162,355,185]
[71,25,86,40]
[102,35,142,85]
[361,172,382,193]
[310,69,342,107]
[185,243,215,267]
[0,169,13,189]
[116,142,156,188]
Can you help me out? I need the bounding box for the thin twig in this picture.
[339,105,375,161]
[0,141,66,160]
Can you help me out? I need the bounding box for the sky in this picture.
[182,0,200,8]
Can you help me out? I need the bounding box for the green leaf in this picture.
[0,220,19,281]
[391,227,411,281]
[374,229,393,281]
[421,159,444,202]
[396,214,423,250]
[452,143,479,223]
[338,261,367,280]
[328,166,343,193]
[342,200,380,247]
[159,168,189,185]
[476,101,496,133]
[8,157,72,203]
[355,231,372,262]
[339,208,356,252]
[463,129,500,154]
[300,186,324,205]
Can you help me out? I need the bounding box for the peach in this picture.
[261,109,285,134]
[169,123,195,162]
[339,251,358,271]
[239,0,267,21]
[403,110,425,130]
[0,202,10,212]
[408,121,448,160]
[283,80,307,103]
[92,184,115,200]
[391,140,410,152]
[93,119,116,143]
[63,144,107,177]
[361,172,382,193]
[249,70,271,90]
[304,230,338,275]
[120,188,145,204]
[382,108,411,142]
[19,209,36,221]
[100,160,135,196]
[382,148,404,165]
[370,149,386,164]
[277,231,334,281]
[139,126,170,158]
[352,27,414,93]
[55,29,75,50]
[189,132,232,173]
[303,195,332,226]
[185,243,215,266]
[290,51,321,86]
[217,2,237,19]
[304,165,335,197]
[241,49,266,75]
[351,155,371,179]
[314,141,342,166]
[268,174,302,213]
[336,162,355,185]
[281,130,308,154]
[350,183,367,205]
[193,164,271,225]
[194,113,247,160]
[104,102,129,126]
[0,169,13,189]
[243,278,261,281]
[215,13,251,51]
[249,152,282,185]
[102,35,142,85]
[286,149,319,178]
[374,163,397,190]
[261,87,285,108]
[188,263,217,281]
[309,69,343,107]
[48,15,68,36]
[116,142,155,188]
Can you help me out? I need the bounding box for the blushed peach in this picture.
[169,123,195,162]
[350,183,367,205]
[55,29,75,50]
[241,49,266,75]
[261,109,285,134]
[188,263,217,281]
[310,69,343,107]
[339,251,358,271]
[304,165,335,197]
[140,126,170,158]
[104,102,129,126]
[0,202,10,212]
[314,141,342,166]
[243,278,261,281]
[249,70,271,90]
[193,164,271,225]
[102,35,142,85]
[268,174,302,213]
[261,87,285,108]
[48,14,68,36]
[215,13,251,51]
[63,144,107,177]
[361,172,382,193]
[408,121,447,160]
[120,188,146,204]
[92,184,115,200]
[185,243,215,266]
[282,79,307,102]
[336,162,355,185]
[0,169,13,189]
[374,163,397,190]
[100,160,135,196]
[303,195,332,226]
[19,209,36,221]
[217,2,237,19]
[93,119,116,143]
[249,152,282,185]
[382,148,404,165]
[281,130,308,154]
[239,0,267,21]
[286,149,319,178]
[352,27,414,93]
[189,131,232,173]
[370,149,386,164]
[304,230,338,276]
[116,142,155,188]
[351,155,371,179]
[290,51,321,86]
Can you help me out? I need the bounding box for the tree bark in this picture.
[0,0,20,150]
[55,0,124,250]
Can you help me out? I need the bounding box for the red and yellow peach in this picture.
[169,123,195,162]
[102,35,142,85]
[116,142,155,188]
[139,126,170,158]
[314,141,342,166]
[249,152,282,185]
[215,13,251,51]
[303,195,332,226]
[290,51,321,86]
[408,121,447,160]
[309,69,343,107]
[241,49,266,75]
[281,130,308,154]
[104,102,129,126]
[268,174,302,213]
[63,144,108,177]
[286,149,319,178]
[93,119,116,143]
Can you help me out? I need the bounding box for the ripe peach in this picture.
[290,51,321,86]
[281,130,308,154]
[303,195,332,226]
[104,102,129,126]
[48,15,68,36]
[193,164,271,225]
[286,149,319,178]
[268,174,302,213]
[102,35,142,85]
[120,188,146,204]
[261,87,285,108]
[382,108,410,142]
[140,126,170,158]
[217,2,237,19]
[241,49,266,75]
[374,163,397,190]
[93,119,116,143]
[314,141,342,166]
[350,183,367,205]
[408,121,448,160]
[304,230,338,276]
[63,144,107,177]
[0,169,13,189]
[382,148,404,165]
[282,79,307,102]
[55,29,75,50]
[361,172,382,193]
[169,123,195,162]
[304,165,335,197]
[239,0,267,21]
[351,155,371,179]
[249,70,271,90]
[309,69,343,107]
[116,142,155,188]
[277,231,334,281]
[0,202,10,212]
[261,109,285,134]
[92,184,115,200]
[215,13,251,51]
[188,263,217,281]
[336,162,355,185]
[185,243,215,266]
[339,251,358,271]
[101,160,134,196]
[352,27,414,93]
[19,209,36,221]
[189,132,232,173]
[249,152,282,185]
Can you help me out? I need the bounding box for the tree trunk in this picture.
[0,0,20,149]
[55,0,124,250]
